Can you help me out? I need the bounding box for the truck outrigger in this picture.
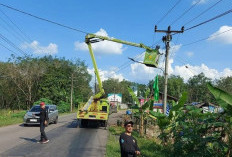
[77,33,160,128]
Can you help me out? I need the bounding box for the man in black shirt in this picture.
[37,102,49,144]
[119,121,140,157]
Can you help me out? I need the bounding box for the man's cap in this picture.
[124,121,133,127]
[40,102,45,106]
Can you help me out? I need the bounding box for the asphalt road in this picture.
[0,113,108,157]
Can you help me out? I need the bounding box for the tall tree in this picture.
[216,76,232,94]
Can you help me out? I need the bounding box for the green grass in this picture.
[0,110,26,127]
[0,109,77,127]
[106,126,169,157]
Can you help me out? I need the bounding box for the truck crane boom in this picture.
[77,33,160,128]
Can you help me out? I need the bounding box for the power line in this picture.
[0,41,19,56]
[0,33,28,56]
[182,28,232,46]
[184,0,224,26]
[0,3,89,34]
[0,16,28,44]
[170,0,201,26]
[0,8,33,42]
[185,8,232,32]
[155,0,182,25]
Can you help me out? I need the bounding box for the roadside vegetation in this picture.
[106,126,169,157]
[107,83,232,157]
[0,110,26,127]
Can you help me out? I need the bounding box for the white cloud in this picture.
[74,28,125,55]
[87,68,125,87]
[192,0,208,5]
[186,52,194,57]
[21,41,58,55]
[208,25,232,44]
[172,63,232,82]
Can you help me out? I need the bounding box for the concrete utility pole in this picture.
[155,25,184,114]
[70,73,74,112]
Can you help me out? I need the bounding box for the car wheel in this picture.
[54,117,58,124]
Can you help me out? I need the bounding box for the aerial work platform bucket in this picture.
[143,48,160,68]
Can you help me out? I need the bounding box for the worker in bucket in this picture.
[36,102,49,144]
[119,121,140,157]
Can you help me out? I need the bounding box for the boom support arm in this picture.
[85,33,159,100]
[85,41,105,100]
[85,33,153,51]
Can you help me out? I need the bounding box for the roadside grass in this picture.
[0,110,26,127]
[0,109,77,127]
[106,126,169,157]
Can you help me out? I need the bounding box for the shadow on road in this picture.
[19,124,39,127]
[20,137,38,143]
[66,120,78,128]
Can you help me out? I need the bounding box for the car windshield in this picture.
[30,106,48,112]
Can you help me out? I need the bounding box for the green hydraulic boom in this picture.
[85,33,160,99]
[77,33,160,128]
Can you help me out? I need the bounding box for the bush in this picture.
[33,98,53,105]
[57,101,70,113]
[11,111,26,118]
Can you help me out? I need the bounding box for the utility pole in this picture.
[155,25,184,114]
[70,73,74,112]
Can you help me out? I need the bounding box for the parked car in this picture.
[23,104,58,126]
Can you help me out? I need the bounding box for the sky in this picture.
[0,0,232,86]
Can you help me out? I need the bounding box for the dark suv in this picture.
[23,105,58,126]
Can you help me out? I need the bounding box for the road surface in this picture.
[0,113,108,157]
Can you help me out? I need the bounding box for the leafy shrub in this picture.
[33,98,53,105]
[11,111,26,118]
[57,101,70,113]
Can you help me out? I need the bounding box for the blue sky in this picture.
[0,0,232,85]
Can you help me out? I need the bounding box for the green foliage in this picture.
[33,98,53,105]
[128,87,140,106]
[187,73,215,103]
[207,83,232,106]
[0,110,26,127]
[106,126,169,157]
[149,89,231,156]
[57,101,70,113]
[207,83,232,156]
[0,55,92,110]
[169,106,226,156]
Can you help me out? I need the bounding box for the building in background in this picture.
[108,93,122,112]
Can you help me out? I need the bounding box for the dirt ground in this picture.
[108,110,126,126]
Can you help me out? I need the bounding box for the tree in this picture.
[187,73,215,103]
[148,75,186,99]
[216,76,232,94]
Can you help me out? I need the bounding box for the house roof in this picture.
[152,92,178,101]
[195,102,218,108]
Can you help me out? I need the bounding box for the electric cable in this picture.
[182,27,232,46]
[0,41,19,56]
[0,3,89,34]
[185,8,232,32]
[155,0,183,25]
[0,33,28,56]
[184,0,224,26]
[170,0,201,26]
[0,8,33,42]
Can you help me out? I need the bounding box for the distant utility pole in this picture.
[155,25,184,114]
[70,73,74,112]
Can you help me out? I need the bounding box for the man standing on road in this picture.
[119,121,140,157]
[36,102,49,144]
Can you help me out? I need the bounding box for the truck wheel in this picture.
[54,117,58,124]
[104,121,108,130]
[79,119,83,128]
